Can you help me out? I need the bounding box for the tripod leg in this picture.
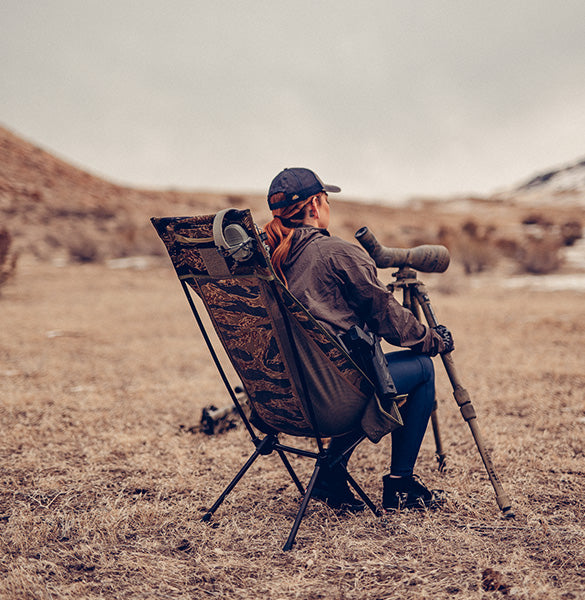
[441,354,514,516]
[413,284,514,518]
[403,284,447,472]
[430,404,447,471]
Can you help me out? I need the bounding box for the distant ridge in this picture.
[517,157,585,194]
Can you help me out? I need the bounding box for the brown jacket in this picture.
[282,226,444,355]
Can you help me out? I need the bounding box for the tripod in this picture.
[389,266,514,518]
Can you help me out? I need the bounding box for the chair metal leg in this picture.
[283,463,322,551]
[202,433,378,551]
[202,435,280,522]
[201,447,264,522]
[344,471,380,516]
[276,449,305,496]
[326,440,380,516]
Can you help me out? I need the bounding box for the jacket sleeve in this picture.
[332,244,445,355]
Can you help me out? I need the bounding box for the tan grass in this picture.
[1,259,584,599]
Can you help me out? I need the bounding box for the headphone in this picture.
[212,209,254,263]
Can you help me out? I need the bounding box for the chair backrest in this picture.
[151,209,401,440]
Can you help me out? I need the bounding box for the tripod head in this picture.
[355,227,450,273]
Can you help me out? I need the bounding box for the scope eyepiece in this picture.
[355,227,450,273]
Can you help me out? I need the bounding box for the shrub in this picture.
[461,219,479,238]
[494,237,520,259]
[111,222,166,258]
[457,238,499,275]
[516,234,564,274]
[447,221,498,275]
[0,227,18,290]
[521,213,553,228]
[225,195,246,207]
[67,234,101,263]
[560,220,583,247]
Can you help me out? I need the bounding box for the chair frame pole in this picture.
[180,278,257,440]
[201,436,274,522]
[283,463,322,551]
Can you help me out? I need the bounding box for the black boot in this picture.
[312,464,366,512]
[382,474,444,510]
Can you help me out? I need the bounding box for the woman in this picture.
[263,168,453,512]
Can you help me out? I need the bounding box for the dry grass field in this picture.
[1,253,584,600]
[2,126,585,598]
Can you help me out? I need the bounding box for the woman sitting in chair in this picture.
[263,167,454,512]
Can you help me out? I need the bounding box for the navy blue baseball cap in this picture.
[267,168,341,209]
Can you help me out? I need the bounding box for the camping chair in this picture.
[151,208,404,551]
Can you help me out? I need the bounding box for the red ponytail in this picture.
[263,194,315,286]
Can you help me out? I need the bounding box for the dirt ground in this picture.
[1,255,584,600]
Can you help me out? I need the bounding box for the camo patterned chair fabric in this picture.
[151,209,402,443]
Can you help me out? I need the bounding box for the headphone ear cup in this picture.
[212,209,254,262]
[223,224,246,247]
[228,225,254,261]
[212,208,234,249]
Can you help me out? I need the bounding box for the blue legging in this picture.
[329,350,435,477]
[386,350,436,476]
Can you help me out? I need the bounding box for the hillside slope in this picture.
[0,125,268,260]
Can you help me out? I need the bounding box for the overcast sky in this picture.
[2,1,585,202]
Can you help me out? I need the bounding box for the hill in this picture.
[495,156,585,207]
[1,125,583,274]
[0,125,268,261]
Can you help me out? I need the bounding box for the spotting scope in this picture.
[355,227,450,273]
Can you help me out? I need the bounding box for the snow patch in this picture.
[502,273,585,292]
